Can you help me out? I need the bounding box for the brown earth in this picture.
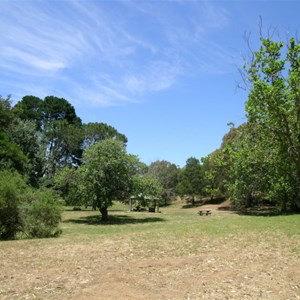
[0,203,299,300]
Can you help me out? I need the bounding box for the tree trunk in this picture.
[245,193,253,208]
[100,207,108,221]
[280,201,287,213]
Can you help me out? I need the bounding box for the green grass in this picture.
[59,205,300,265]
[61,202,300,240]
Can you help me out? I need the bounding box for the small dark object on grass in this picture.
[198,210,211,216]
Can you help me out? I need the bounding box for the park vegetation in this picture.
[1,34,300,240]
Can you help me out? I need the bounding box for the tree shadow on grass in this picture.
[181,203,202,209]
[182,197,226,209]
[64,214,166,226]
[235,209,281,217]
[64,207,126,212]
[218,205,299,217]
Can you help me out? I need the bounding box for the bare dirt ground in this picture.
[0,203,299,300]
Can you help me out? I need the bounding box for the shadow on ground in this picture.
[182,197,226,209]
[181,203,202,209]
[218,205,300,216]
[64,214,166,225]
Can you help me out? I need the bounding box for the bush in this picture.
[22,189,62,238]
[0,171,62,240]
[0,171,27,240]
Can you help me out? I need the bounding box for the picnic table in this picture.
[198,210,211,216]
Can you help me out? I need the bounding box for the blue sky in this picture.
[1,0,299,167]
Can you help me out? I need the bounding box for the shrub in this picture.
[0,171,27,240]
[22,189,62,238]
[0,171,62,240]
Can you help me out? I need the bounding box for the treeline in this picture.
[180,37,300,212]
[197,36,300,212]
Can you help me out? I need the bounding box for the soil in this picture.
[0,202,299,300]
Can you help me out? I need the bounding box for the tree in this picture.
[177,157,203,206]
[54,167,83,206]
[14,95,83,179]
[225,124,271,207]
[9,119,43,186]
[82,139,133,221]
[243,36,300,211]
[43,120,83,177]
[130,176,163,211]
[202,124,248,202]
[43,96,81,126]
[42,96,82,177]
[82,122,127,149]
[55,143,137,211]
[146,160,178,205]
[13,95,44,130]
[201,149,225,201]
[0,95,15,130]
[0,132,28,173]
[0,96,28,173]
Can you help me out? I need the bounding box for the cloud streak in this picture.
[0,0,235,106]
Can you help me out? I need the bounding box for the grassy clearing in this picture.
[0,201,299,299]
[62,202,300,240]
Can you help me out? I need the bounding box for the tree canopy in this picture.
[81,139,134,221]
[146,160,178,205]
[242,36,300,211]
[177,157,203,206]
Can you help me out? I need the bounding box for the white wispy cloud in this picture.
[2,47,66,71]
[122,60,182,95]
[197,0,230,29]
[0,0,235,106]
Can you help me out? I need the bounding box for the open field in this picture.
[0,201,299,300]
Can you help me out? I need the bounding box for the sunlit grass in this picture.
[61,202,300,241]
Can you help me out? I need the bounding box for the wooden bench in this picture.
[198,210,211,216]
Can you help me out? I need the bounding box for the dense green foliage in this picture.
[130,175,163,210]
[15,95,83,179]
[177,157,203,205]
[81,139,134,220]
[54,167,85,207]
[22,188,62,238]
[0,171,27,239]
[82,122,128,149]
[146,160,178,205]
[0,96,28,173]
[0,171,61,240]
[0,94,129,239]
[199,36,300,212]
[242,37,300,211]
